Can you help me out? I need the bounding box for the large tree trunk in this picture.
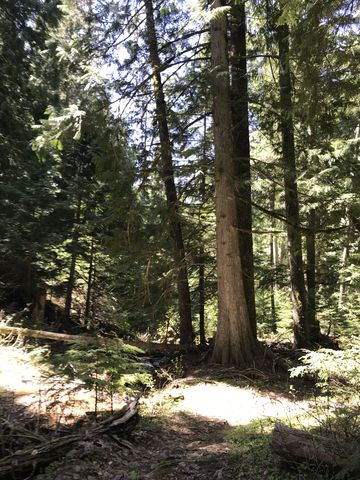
[210,0,257,366]
[230,0,256,337]
[144,0,193,345]
[277,23,309,347]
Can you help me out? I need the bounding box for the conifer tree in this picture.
[230,0,256,335]
[210,0,258,365]
[276,20,309,347]
[143,0,194,344]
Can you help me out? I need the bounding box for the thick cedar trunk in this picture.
[211,0,257,366]
[144,0,193,344]
[230,0,256,337]
[277,24,309,347]
[64,195,82,323]
[306,209,320,340]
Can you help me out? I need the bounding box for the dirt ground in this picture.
[0,344,312,480]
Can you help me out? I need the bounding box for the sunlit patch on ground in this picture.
[0,344,42,395]
[0,344,125,424]
[146,382,309,426]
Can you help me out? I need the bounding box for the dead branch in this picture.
[0,400,138,478]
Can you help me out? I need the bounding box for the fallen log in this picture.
[271,424,348,470]
[0,400,138,478]
[0,324,123,348]
[0,323,194,354]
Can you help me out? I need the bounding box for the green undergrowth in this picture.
[226,339,360,480]
[8,338,359,479]
[228,417,359,479]
[228,417,335,480]
[137,411,170,432]
[26,341,155,402]
[227,418,290,480]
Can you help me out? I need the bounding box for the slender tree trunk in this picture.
[144,0,193,344]
[198,243,206,345]
[338,216,352,309]
[230,0,256,336]
[341,126,359,306]
[85,237,95,323]
[269,186,277,333]
[277,23,309,347]
[31,286,46,329]
[349,125,360,232]
[306,209,320,340]
[211,0,257,366]
[64,195,82,323]
[25,257,33,304]
[198,116,207,346]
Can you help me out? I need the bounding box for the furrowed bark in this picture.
[230,0,256,337]
[211,0,257,366]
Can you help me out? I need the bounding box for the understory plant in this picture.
[290,338,360,400]
[52,343,153,413]
[290,338,360,478]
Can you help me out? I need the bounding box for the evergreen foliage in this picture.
[0,0,358,357]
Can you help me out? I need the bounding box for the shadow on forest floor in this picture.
[181,345,321,402]
[0,342,354,480]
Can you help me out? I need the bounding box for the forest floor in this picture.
[0,343,332,480]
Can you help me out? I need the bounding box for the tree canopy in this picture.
[0,0,359,365]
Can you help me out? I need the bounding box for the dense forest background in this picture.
[0,1,359,478]
[0,0,359,363]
